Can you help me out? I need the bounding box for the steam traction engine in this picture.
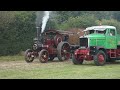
[24,27,71,63]
[72,25,120,66]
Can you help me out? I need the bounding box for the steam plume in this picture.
[41,11,50,33]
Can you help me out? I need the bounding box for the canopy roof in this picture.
[84,25,116,31]
[43,29,74,35]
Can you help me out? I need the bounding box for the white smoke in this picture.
[41,11,50,33]
[35,11,44,27]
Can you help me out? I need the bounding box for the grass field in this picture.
[0,55,120,79]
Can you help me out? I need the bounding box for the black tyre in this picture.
[94,50,106,66]
[57,42,71,61]
[39,49,49,63]
[25,49,34,63]
[72,54,83,65]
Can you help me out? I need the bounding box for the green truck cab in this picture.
[72,25,120,66]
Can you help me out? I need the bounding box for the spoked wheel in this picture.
[94,50,106,66]
[39,49,49,63]
[57,42,71,61]
[72,54,84,65]
[25,49,34,63]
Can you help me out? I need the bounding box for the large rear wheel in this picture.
[39,49,49,63]
[94,50,106,66]
[57,42,71,61]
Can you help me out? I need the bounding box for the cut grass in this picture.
[0,55,23,61]
[0,56,120,79]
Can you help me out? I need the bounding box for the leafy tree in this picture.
[57,14,97,30]
[96,19,120,34]
[112,11,120,22]
[0,11,36,56]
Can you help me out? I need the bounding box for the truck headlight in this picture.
[87,52,89,55]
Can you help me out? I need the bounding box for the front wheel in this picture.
[39,49,49,63]
[24,49,34,63]
[94,50,106,66]
[72,54,84,65]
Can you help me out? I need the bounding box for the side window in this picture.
[109,29,115,36]
[89,30,94,34]
[97,30,106,34]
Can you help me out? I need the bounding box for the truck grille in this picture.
[80,38,88,48]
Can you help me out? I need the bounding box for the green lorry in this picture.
[72,25,120,66]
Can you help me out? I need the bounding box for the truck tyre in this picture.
[25,49,34,63]
[39,49,49,63]
[72,54,83,65]
[94,50,106,66]
[57,42,71,61]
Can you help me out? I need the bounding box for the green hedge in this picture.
[0,11,36,56]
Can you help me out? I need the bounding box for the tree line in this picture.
[0,11,120,56]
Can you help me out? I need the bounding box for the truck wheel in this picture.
[72,54,83,65]
[25,49,34,63]
[94,50,106,66]
[57,42,71,61]
[39,49,49,63]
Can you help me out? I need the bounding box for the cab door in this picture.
[106,29,117,49]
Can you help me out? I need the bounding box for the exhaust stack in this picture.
[36,25,42,41]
